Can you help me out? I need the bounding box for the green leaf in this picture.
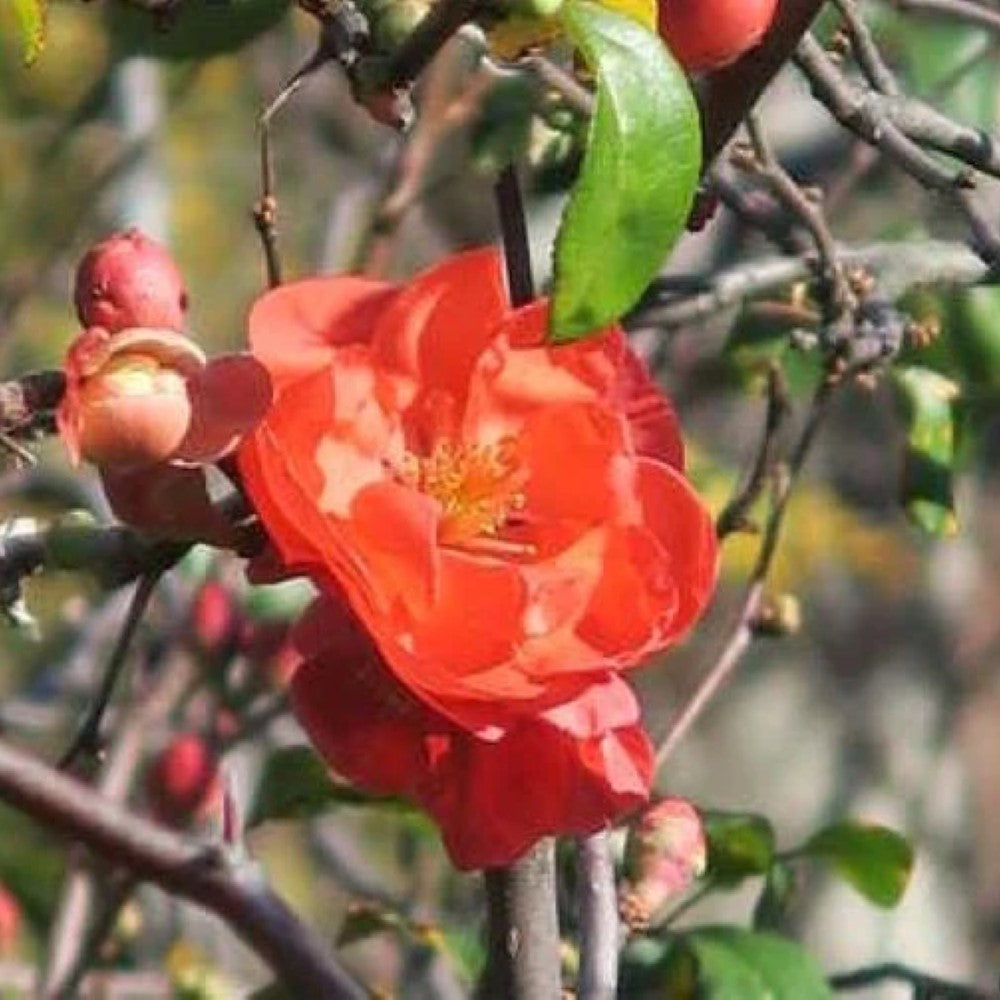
[891,366,960,537]
[701,811,776,885]
[11,0,46,66]
[247,984,293,1000]
[249,746,410,827]
[752,862,796,931]
[800,822,914,909]
[552,0,700,340]
[686,927,834,999]
[106,0,291,61]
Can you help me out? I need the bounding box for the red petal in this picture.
[248,276,395,393]
[371,248,507,424]
[175,353,272,463]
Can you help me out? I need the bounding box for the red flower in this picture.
[238,249,717,734]
[290,596,652,869]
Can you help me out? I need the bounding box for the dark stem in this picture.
[58,568,162,771]
[829,961,992,998]
[386,0,484,90]
[495,165,533,307]
[480,840,562,999]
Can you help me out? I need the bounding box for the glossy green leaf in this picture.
[106,0,291,61]
[891,366,960,537]
[552,0,700,340]
[702,811,776,885]
[687,927,833,1000]
[800,822,914,909]
[752,862,796,931]
[953,286,1000,391]
[11,0,46,65]
[249,746,410,827]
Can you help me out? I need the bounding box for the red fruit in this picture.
[146,734,220,827]
[658,0,778,72]
[74,228,188,333]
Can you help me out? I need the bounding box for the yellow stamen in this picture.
[399,437,529,548]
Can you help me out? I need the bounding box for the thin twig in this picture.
[829,960,994,997]
[716,363,791,538]
[58,569,163,771]
[655,372,841,770]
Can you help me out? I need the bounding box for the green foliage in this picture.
[11,0,46,65]
[701,811,776,885]
[685,927,833,999]
[891,366,960,537]
[105,0,291,61]
[249,746,411,827]
[752,861,796,931]
[470,74,538,174]
[800,822,914,908]
[551,0,700,340]
[724,302,822,395]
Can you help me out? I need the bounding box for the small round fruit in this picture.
[658,0,778,73]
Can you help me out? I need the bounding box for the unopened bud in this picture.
[74,228,188,333]
[620,798,706,929]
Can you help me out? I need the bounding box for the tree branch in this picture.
[576,831,619,1000]
[0,736,365,999]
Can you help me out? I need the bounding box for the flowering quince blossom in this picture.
[291,595,652,868]
[237,248,718,867]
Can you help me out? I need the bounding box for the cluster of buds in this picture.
[58,230,271,544]
[619,797,707,930]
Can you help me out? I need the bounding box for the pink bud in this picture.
[191,581,239,658]
[74,228,188,333]
[0,884,20,956]
[620,797,706,928]
[58,327,207,469]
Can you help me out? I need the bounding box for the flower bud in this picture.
[658,0,778,73]
[191,581,239,659]
[620,797,706,929]
[146,734,221,827]
[58,326,206,469]
[0,884,20,956]
[74,228,188,333]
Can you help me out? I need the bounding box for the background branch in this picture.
[0,736,365,999]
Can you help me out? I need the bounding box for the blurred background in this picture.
[1,0,1000,996]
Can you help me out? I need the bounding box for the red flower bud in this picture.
[0,884,20,956]
[658,0,778,73]
[146,734,221,827]
[620,797,706,928]
[58,327,206,469]
[74,228,188,333]
[191,581,239,658]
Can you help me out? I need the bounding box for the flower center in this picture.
[400,437,530,554]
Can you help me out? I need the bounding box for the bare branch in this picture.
[0,736,365,999]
